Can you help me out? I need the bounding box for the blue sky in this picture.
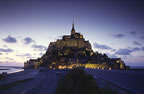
[0,0,144,66]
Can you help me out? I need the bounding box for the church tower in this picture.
[71,20,75,35]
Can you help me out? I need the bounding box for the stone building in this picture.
[47,21,91,52]
[24,21,128,70]
[24,59,39,69]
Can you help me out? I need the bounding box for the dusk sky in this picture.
[0,0,144,66]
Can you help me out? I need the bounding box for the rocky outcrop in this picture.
[24,22,128,70]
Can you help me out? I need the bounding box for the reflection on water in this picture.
[0,66,24,74]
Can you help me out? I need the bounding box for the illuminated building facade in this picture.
[24,22,128,70]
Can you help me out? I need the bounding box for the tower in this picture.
[71,20,75,35]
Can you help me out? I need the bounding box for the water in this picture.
[0,66,24,74]
[130,66,144,69]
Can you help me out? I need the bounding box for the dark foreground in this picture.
[0,69,144,94]
[85,69,144,94]
[56,68,116,94]
[0,70,67,94]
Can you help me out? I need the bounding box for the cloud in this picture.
[16,53,31,57]
[93,43,112,50]
[0,61,23,66]
[142,47,144,51]
[133,41,141,46]
[39,52,44,56]
[115,49,133,55]
[3,35,17,43]
[115,47,140,55]
[5,57,13,61]
[140,55,144,57]
[32,44,47,51]
[27,56,37,59]
[3,45,8,47]
[16,53,37,59]
[129,31,136,36]
[113,34,125,38]
[121,55,127,60]
[23,37,35,45]
[0,48,13,52]
[111,49,116,52]
[106,53,117,58]
[141,36,144,40]
[132,47,140,51]
[0,53,2,55]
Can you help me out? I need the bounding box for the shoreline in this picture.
[0,69,38,86]
[0,66,24,74]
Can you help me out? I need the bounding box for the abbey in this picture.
[47,22,91,53]
[24,22,128,70]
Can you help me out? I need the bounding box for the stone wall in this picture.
[85,64,110,69]
[55,39,91,50]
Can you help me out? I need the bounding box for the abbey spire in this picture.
[71,20,75,35]
[72,20,74,29]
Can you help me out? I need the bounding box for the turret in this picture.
[71,20,75,35]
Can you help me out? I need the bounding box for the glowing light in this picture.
[109,67,112,70]
[116,60,120,63]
